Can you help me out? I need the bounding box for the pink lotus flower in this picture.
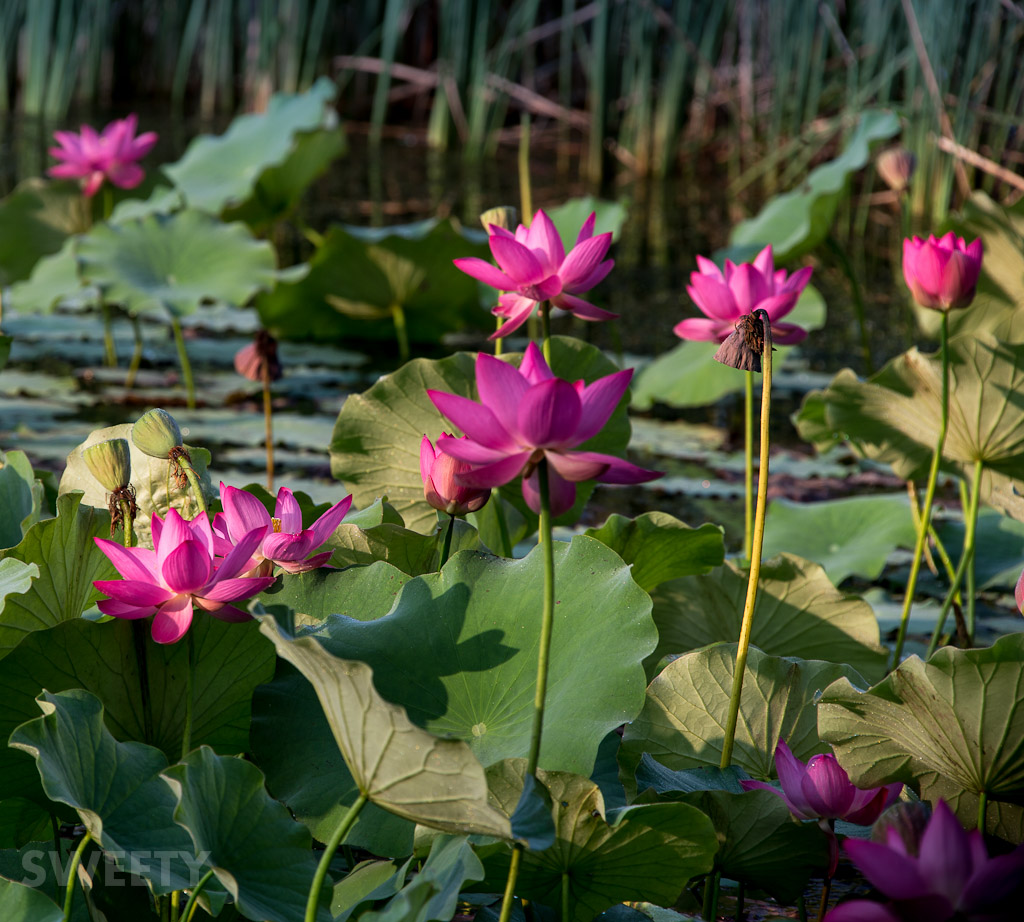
[427,343,660,517]
[421,435,491,515]
[454,209,617,339]
[212,484,351,575]
[902,233,983,311]
[826,800,1024,922]
[93,508,275,644]
[674,245,812,345]
[48,114,158,198]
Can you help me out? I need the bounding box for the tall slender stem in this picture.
[743,370,754,561]
[181,868,214,922]
[101,300,118,367]
[926,459,983,657]
[439,513,455,568]
[702,871,720,921]
[262,362,275,493]
[540,301,552,366]
[119,497,135,549]
[176,458,208,517]
[519,112,533,220]
[891,313,950,669]
[493,490,513,557]
[721,311,773,769]
[499,459,556,922]
[170,318,196,409]
[391,303,409,364]
[126,314,144,388]
[818,875,833,921]
[306,792,368,922]
[63,829,92,922]
[181,629,195,759]
[495,316,505,356]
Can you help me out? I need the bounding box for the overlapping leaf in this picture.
[0,178,84,286]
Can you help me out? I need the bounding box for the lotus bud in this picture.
[480,206,518,234]
[234,330,282,383]
[877,146,917,193]
[82,438,132,492]
[421,435,490,516]
[132,408,183,459]
[871,800,932,856]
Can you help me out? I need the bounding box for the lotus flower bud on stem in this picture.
[479,205,518,234]
[234,330,282,383]
[870,801,932,856]
[131,407,208,515]
[877,146,917,193]
[84,438,138,543]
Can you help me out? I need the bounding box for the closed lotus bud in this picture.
[132,408,183,458]
[871,801,931,856]
[234,330,282,383]
[421,434,490,516]
[877,147,917,193]
[480,206,518,234]
[82,438,132,492]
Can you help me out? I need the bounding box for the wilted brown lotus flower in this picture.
[713,310,772,372]
[234,330,282,383]
[877,146,917,193]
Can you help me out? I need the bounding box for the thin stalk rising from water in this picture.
[170,317,196,410]
[63,830,92,922]
[744,370,754,560]
[306,792,368,922]
[263,359,275,492]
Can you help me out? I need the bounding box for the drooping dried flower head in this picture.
[877,146,917,193]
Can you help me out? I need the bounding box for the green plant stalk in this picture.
[101,300,118,367]
[819,873,833,920]
[119,497,135,549]
[798,895,808,922]
[720,312,773,769]
[306,792,369,922]
[744,370,754,561]
[495,316,505,356]
[181,868,214,922]
[439,513,455,568]
[171,888,180,921]
[702,871,720,921]
[263,361,275,493]
[176,457,208,517]
[540,302,552,366]
[891,312,950,669]
[926,459,982,657]
[181,629,194,759]
[50,813,61,862]
[519,111,533,220]
[499,459,556,922]
[170,317,196,410]
[391,303,410,364]
[63,829,92,922]
[492,490,514,557]
[126,315,144,389]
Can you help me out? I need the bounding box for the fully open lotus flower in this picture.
[48,114,158,198]
[94,508,275,644]
[427,343,660,517]
[903,233,983,311]
[421,434,491,515]
[826,800,1024,922]
[213,484,352,574]
[674,245,812,345]
[453,209,617,339]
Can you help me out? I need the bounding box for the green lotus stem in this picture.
[702,871,720,921]
[171,889,180,921]
[181,629,194,759]
[498,459,557,922]
[50,813,61,862]
[126,314,144,389]
[721,311,773,770]
[561,871,570,921]
[263,361,275,493]
[102,186,113,221]
[962,476,979,641]
[495,316,506,356]
[827,235,873,374]
[818,873,833,921]
[170,317,196,409]
[978,791,988,832]
[306,791,368,922]
[119,497,135,549]
[133,621,154,744]
[926,460,983,657]
[390,303,410,364]
[439,513,455,568]
[798,895,808,922]
[519,112,533,221]
[493,490,513,558]
[540,302,552,366]
[101,300,118,367]
[891,312,950,670]
[744,370,754,561]
[181,868,214,922]
[62,829,92,922]
[176,457,208,517]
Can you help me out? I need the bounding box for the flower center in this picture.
[271,517,283,533]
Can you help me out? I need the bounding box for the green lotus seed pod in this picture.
[480,205,518,234]
[132,408,183,458]
[82,438,132,491]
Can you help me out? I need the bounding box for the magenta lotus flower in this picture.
[212,484,352,574]
[674,245,812,346]
[93,508,275,644]
[826,800,1024,922]
[48,114,158,198]
[902,233,983,311]
[421,435,491,516]
[453,209,617,339]
[427,343,660,517]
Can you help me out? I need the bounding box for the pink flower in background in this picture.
[93,508,274,644]
[213,484,351,574]
[48,114,158,198]
[427,343,660,517]
[674,245,812,345]
[454,209,617,338]
[421,435,491,515]
[902,233,983,311]
[826,800,1024,922]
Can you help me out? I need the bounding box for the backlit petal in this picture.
[518,379,582,448]
[150,595,194,644]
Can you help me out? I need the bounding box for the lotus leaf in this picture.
[0,450,43,549]
[5,236,96,315]
[0,798,49,850]
[0,877,63,922]
[0,178,86,286]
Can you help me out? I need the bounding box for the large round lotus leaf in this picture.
[329,336,632,534]
[760,495,917,585]
[631,284,825,410]
[0,492,115,663]
[0,178,86,286]
[60,423,213,548]
[0,450,42,549]
[0,876,63,922]
[0,797,50,849]
[6,236,97,315]
[163,77,340,216]
[620,644,865,790]
[9,690,228,909]
[797,336,1024,498]
[648,553,888,682]
[327,518,485,575]
[75,209,283,318]
[276,536,655,775]
[818,633,1024,842]
[0,616,274,808]
[259,614,512,839]
[477,760,717,922]
[257,218,489,344]
[730,109,899,260]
